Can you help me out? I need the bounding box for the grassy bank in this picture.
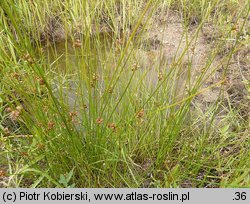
[0,0,249,187]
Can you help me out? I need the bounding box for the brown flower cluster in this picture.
[12,72,20,80]
[136,109,144,118]
[38,78,45,85]
[116,38,123,46]
[23,53,34,63]
[158,71,163,81]
[96,118,103,125]
[48,121,55,130]
[69,111,78,122]
[20,152,28,157]
[108,86,113,93]
[73,39,82,48]
[92,73,99,81]
[3,127,10,136]
[108,123,117,132]
[0,170,6,178]
[6,105,23,121]
[95,117,117,131]
[37,143,45,150]
[91,73,99,88]
[131,63,140,72]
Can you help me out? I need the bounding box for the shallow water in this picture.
[44,20,213,122]
[44,37,117,116]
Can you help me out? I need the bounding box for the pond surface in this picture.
[42,20,214,124]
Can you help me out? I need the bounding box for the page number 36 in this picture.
[234,192,247,201]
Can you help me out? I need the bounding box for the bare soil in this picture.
[137,10,249,120]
